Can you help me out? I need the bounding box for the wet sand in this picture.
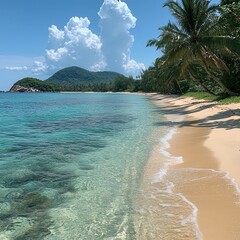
[147,93,240,240]
[170,125,240,240]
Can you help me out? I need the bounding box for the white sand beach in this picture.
[142,93,240,240]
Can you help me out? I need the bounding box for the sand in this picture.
[147,93,240,240]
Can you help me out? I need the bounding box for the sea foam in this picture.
[150,114,203,239]
[152,120,183,184]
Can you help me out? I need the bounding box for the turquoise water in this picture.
[0,93,163,239]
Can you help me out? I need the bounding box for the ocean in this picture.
[0,92,200,240]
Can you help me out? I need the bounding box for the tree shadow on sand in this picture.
[152,100,240,130]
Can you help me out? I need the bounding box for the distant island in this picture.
[9,66,136,93]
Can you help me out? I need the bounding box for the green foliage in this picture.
[217,2,240,93]
[184,91,240,104]
[140,67,160,92]
[46,66,124,86]
[147,0,240,96]
[15,78,62,92]
[219,96,240,104]
[183,92,220,101]
[187,64,224,95]
[140,63,186,94]
[219,2,240,38]
[112,76,135,92]
[221,0,240,7]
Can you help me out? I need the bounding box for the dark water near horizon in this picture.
[0,93,167,239]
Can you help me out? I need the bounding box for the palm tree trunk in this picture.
[175,79,184,94]
[202,62,239,96]
[188,69,217,96]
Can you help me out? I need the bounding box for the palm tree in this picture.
[148,0,240,96]
[142,58,188,94]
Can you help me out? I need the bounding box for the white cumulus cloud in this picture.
[32,61,48,74]
[122,55,145,74]
[33,0,144,76]
[49,25,65,42]
[98,0,145,75]
[45,16,105,72]
[5,66,28,71]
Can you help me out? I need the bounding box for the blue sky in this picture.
[0,0,218,91]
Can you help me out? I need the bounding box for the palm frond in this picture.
[199,45,229,71]
[201,36,240,55]
[147,39,159,48]
[164,1,186,20]
[163,41,192,64]
[148,0,239,95]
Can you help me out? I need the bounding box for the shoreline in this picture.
[146,93,240,239]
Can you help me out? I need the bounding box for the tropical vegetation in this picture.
[145,0,240,96]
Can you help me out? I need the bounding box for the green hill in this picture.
[46,66,124,86]
[11,78,62,92]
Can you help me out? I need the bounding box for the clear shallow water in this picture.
[0,93,163,239]
[1,92,210,240]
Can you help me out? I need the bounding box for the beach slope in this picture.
[149,94,240,240]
